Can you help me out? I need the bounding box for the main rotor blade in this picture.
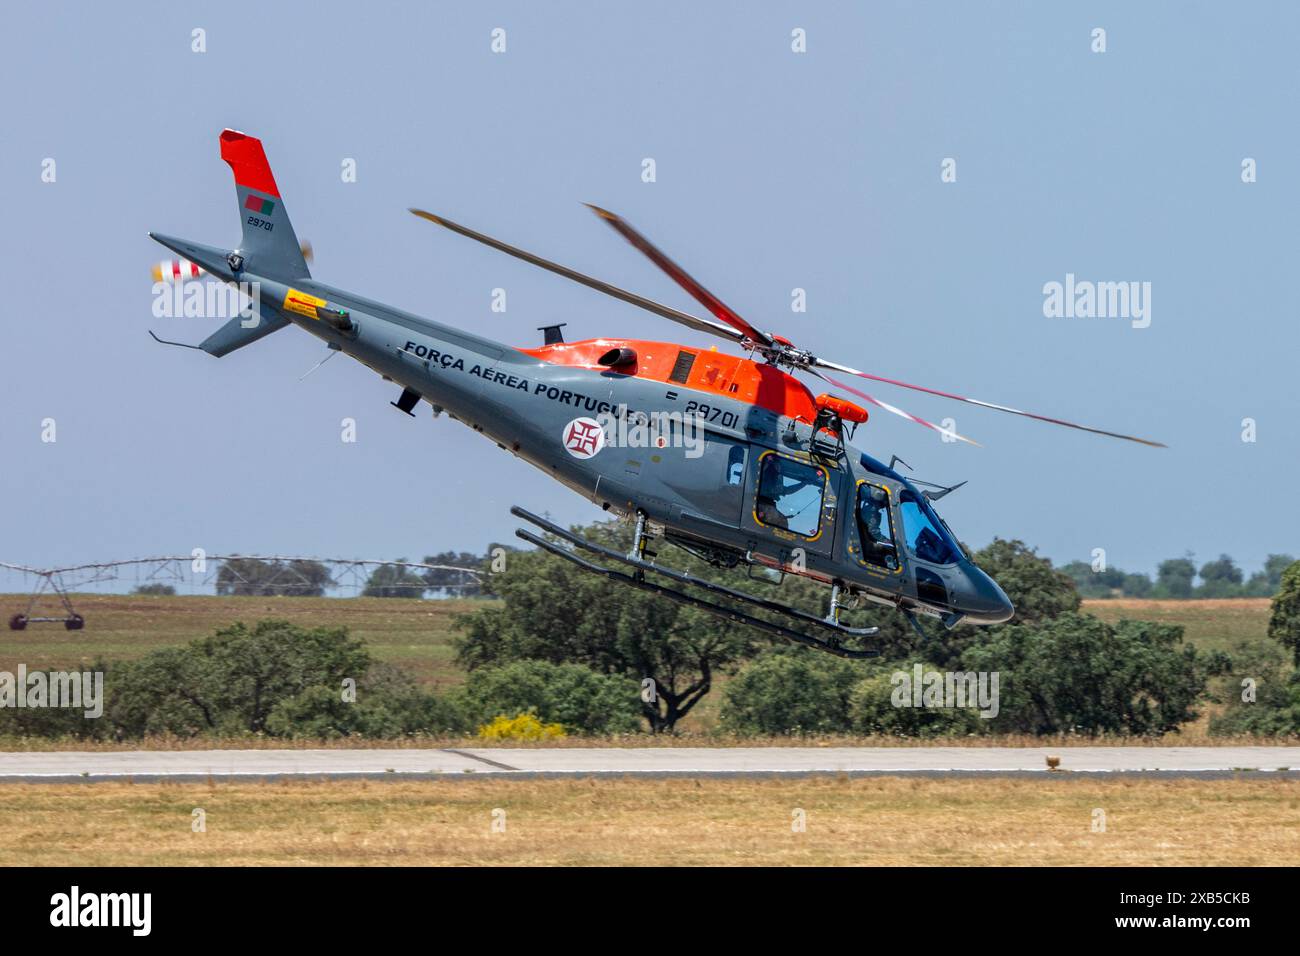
[584,203,774,348]
[409,209,742,345]
[815,358,1166,448]
[808,369,980,446]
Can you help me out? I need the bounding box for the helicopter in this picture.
[148,130,1163,659]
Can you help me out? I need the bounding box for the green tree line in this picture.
[10,524,1299,740]
[1060,553,1294,599]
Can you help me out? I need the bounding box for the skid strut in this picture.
[511,506,878,659]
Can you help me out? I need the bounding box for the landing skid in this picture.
[510,506,879,659]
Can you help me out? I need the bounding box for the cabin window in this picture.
[898,490,960,565]
[726,445,745,485]
[754,453,825,538]
[855,483,899,570]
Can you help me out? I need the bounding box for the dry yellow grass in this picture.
[0,776,1295,866]
[1082,598,1271,654]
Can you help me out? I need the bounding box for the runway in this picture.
[2,746,1298,782]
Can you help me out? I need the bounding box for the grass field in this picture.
[0,776,1294,866]
[0,594,1272,681]
[0,594,472,688]
[1083,598,1272,655]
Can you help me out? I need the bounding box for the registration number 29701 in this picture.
[684,401,738,429]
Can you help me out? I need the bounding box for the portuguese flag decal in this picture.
[244,194,275,215]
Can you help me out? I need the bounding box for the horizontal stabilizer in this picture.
[198,310,290,358]
[148,233,289,357]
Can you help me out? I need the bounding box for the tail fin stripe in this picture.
[220,129,280,197]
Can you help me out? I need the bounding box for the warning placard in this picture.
[283,288,327,319]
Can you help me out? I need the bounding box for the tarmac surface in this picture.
[2,746,1298,782]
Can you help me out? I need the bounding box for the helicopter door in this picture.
[657,433,750,536]
[744,449,836,558]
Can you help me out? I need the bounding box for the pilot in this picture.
[860,487,889,541]
[914,527,945,564]
[756,456,819,531]
[756,494,788,530]
[857,486,896,569]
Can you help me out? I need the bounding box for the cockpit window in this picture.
[855,482,899,570]
[898,490,960,565]
[755,453,826,538]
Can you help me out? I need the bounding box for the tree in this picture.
[0,656,115,739]
[1268,560,1300,667]
[1060,561,1117,599]
[362,560,428,598]
[133,583,176,596]
[215,558,334,596]
[423,550,492,597]
[107,619,370,736]
[1121,572,1153,598]
[1208,635,1297,736]
[720,648,862,734]
[1200,562,1300,736]
[848,666,983,737]
[454,660,642,734]
[280,560,333,596]
[1154,557,1196,598]
[1210,672,1300,736]
[453,521,757,732]
[1246,554,1297,597]
[1060,560,1152,599]
[959,613,1213,735]
[265,663,462,738]
[1198,554,1243,598]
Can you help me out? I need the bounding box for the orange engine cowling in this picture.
[815,393,869,424]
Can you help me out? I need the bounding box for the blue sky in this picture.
[1,1,1296,582]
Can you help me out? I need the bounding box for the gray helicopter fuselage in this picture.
[252,271,1011,627]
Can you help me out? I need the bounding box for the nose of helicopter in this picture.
[958,564,1015,625]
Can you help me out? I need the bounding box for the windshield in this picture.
[898,489,961,565]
